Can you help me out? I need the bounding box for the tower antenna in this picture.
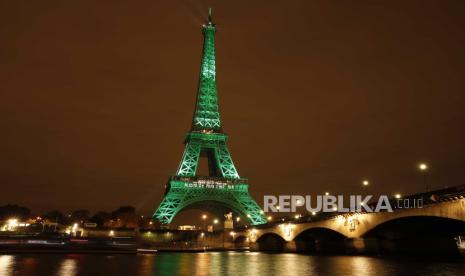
[208,7,212,23]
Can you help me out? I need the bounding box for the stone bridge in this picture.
[233,186,465,254]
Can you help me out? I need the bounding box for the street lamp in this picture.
[362,180,369,197]
[230,231,235,240]
[325,192,330,196]
[212,219,219,232]
[6,218,18,231]
[202,214,207,230]
[395,193,401,199]
[418,163,428,192]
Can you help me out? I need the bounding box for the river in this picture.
[0,252,464,276]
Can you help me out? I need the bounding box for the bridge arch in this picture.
[362,215,465,239]
[293,227,347,253]
[360,215,465,255]
[232,235,249,249]
[253,228,286,241]
[292,224,348,239]
[256,232,286,251]
[233,235,248,243]
[358,201,465,237]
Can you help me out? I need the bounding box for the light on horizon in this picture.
[419,163,428,171]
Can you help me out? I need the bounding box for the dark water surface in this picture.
[0,252,464,276]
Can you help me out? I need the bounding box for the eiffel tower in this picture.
[153,9,266,225]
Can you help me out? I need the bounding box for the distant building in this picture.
[178,225,197,231]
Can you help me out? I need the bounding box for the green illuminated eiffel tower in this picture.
[153,9,266,225]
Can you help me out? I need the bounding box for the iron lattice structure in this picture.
[153,10,266,225]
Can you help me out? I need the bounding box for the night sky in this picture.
[1,1,464,223]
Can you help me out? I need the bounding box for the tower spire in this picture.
[191,8,221,132]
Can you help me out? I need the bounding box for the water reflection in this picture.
[0,252,464,276]
[193,253,211,276]
[56,258,77,276]
[0,255,15,276]
[348,256,376,275]
[137,254,155,275]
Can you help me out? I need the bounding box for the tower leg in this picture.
[214,141,239,178]
[176,143,201,177]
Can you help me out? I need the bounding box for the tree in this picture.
[89,211,111,227]
[111,206,138,228]
[111,206,136,217]
[0,204,31,220]
[70,209,90,223]
[43,210,64,224]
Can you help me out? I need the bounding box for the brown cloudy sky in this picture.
[1,1,464,222]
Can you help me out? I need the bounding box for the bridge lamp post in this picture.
[395,193,402,199]
[213,218,219,231]
[418,163,428,192]
[362,180,369,195]
[230,231,236,245]
[294,199,302,219]
[202,214,207,230]
[235,217,240,228]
